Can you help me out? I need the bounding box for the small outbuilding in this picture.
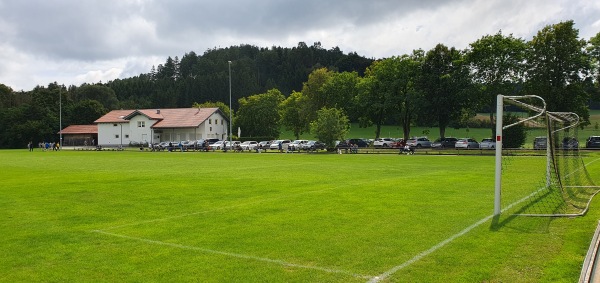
[58,125,98,146]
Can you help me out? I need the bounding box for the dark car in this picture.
[431,137,458,149]
[257,141,272,150]
[302,140,326,151]
[533,136,547,150]
[561,137,579,150]
[586,136,600,148]
[336,138,369,149]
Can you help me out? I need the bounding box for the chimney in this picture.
[156,109,160,114]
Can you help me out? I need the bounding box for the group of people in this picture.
[29,141,60,151]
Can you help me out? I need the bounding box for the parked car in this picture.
[373,138,395,148]
[391,139,406,148]
[257,141,272,150]
[205,138,220,145]
[269,139,291,150]
[224,141,241,150]
[586,136,600,148]
[561,137,579,150]
[336,138,369,149]
[431,137,458,149]
[193,139,206,150]
[208,140,225,150]
[455,138,479,149]
[479,138,496,149]
[288,140,308,151]
[180,140,194,151]
[533,136,547,150]
[302,140,327,151]
[239,141,258,151]
[406,137,432,148]
[157,141,170,150]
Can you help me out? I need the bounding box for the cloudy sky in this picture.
[1,0,599,91]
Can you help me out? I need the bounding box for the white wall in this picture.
[203,112,229,140]
[129,115,153,144]
[97,123,130,146]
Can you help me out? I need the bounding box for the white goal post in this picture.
[494,94,546,216]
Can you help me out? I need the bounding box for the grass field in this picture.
[3,149,600,282]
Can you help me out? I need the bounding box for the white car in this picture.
[373,138,395,147]
[224,141,241,150]
[269,140,291,150]
[479,138,496,149]
[406,137,431,148]
[208,140,225,150]
[455,138,479,149]
[288,140,308,151]
[239,141,258,151]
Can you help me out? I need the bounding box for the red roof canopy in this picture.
[58,125,98,134]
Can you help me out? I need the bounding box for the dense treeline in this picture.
[106,42,373,110]
[0,20,599,148]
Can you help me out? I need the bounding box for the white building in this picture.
[94,107,229,146]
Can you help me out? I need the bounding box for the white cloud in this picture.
[75,68,123,86]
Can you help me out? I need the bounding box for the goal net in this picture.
[494,95,600,217]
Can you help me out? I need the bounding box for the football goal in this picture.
[494,94,600,217]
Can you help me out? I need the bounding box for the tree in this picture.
[301,67,335,122]
[393,53,422,141]
[235,89,284,139]
[588,32,600,102]
[320,71,360,121]
[417,44,473,138]
[67,100,107,125]
[192,101,233,123]
[466,31,527,135]
[75,84,119,110]
[356,58,403,139]
[280,91,309,139]
[502,113,526,148]
[525,20,591,125]
[310,107,349,148]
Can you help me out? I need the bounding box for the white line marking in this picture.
[91,229,373,279]
[366,214,493,283]
[367,156,600,282]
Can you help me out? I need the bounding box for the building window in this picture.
[137,121,145,128]
[115,134,119,138]
[215,119,218,125]
[113,124,117,127]
[209,119,212,124]
[210,127,212,131]
[125,135,129,138]
[221,119,224,125]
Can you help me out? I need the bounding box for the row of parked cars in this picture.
[152,139,328,152]
[152,135,600,152]
[533,136,600,149]
[334,137,494,150]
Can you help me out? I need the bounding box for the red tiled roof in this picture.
[58,125,98,134]
[94,108,223,129]
[94,109,134,123]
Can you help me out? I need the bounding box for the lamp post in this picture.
[59,85,62,149]
[228,61,232,149]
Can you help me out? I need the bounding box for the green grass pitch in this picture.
[2,149,600,282]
